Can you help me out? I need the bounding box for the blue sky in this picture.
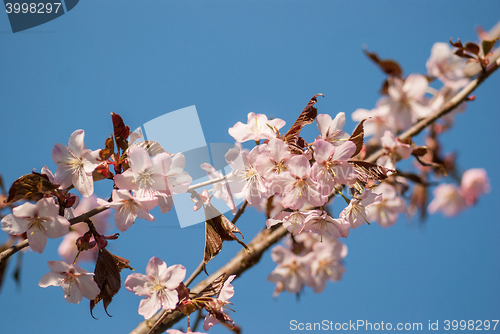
[1,1,499,333]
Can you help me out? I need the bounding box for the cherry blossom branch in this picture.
[366,55,500,164]
[0,205,109,266]
[130,224,288,334]
[129,52,500,334]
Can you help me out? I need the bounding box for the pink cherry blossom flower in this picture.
[266,210,318,235]
[58,195,109,264]
[367,183,407,228]
[228,112,285,143]
[192,189,212,211]
[340,189,382,228]
[115,146,192,213]
[96,190,157,232]
[460,168,490,206]
[203,275,236,331]
[310,139,357,195]
[426,42,469,90]
[225,146,269,205]
[352,103,397,144]
[1,197,70,254]
[383,74,432,131]
[316,113,350,145]
[376,131,413,170]
[125,257,186,319]
[310,240,347,293]
[52,129,101,197]
[303,210,350,240]
[38,260,100,304]
[200,163,237,214]
[254,138,292,179]
[269,155,326,210]
[427,184,466,217]
[267,245,314,295]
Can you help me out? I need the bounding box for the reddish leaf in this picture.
[6,172,59,204]
[449,38,463,48]
[195,273,228,298]
[127,141,168,157]
[349,160,394,185]
[411,146,428,157]
[111,112,130,151]
[99,135,115,160]
[464,42,480,55]
[348,119,366,157]
[364,50,402,77]
[283,94,324,154]
[91,249,132,317]
[203,205,248,273]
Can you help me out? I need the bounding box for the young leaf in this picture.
[449,38,463,48]
[203,205,248,273]
[348,118,367,157]
[91,249,132,318]
[482,38,499,56]
[127,141,168,157]
[464,42,480,55]
[111,112,130,152]
[283,93,324,154]
[195,272,228,298]
[349,160,394,185]
[363,50,402,77]
[6,172,59,204]
[99,135,115,160]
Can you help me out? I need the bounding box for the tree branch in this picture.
[367,55,500,164]
[129,49,500,334]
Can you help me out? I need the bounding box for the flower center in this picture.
[136,170,155,189]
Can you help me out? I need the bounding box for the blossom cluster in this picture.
[0,36,494,334]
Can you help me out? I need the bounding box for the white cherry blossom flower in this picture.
[96,190,157,232]
[228,112,285,143]
[1,197,70,254]
[316,113,350,146]
[52,129,101,197]
[38,260,100,304]
[125,257,186,319]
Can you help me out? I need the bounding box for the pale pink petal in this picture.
[138,293,162,319]
[78,274,100,300]
[62,279,84,304]
[160,288,179,310]
[115,207,136,232]
[68,130,86,157]
[27,227,48,253]
[72,168,94,197]
[1,214,29,235]
[44,216,70,238]
[403,74,428,99]
[228,122,254,142]
[12,202,37,218]
[162,264,186,290]
[125,273,152,296]
[38,272,63,287]
[129,146,153,171]
[146,257,166,280]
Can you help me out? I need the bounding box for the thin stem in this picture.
[187,176,227,191]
